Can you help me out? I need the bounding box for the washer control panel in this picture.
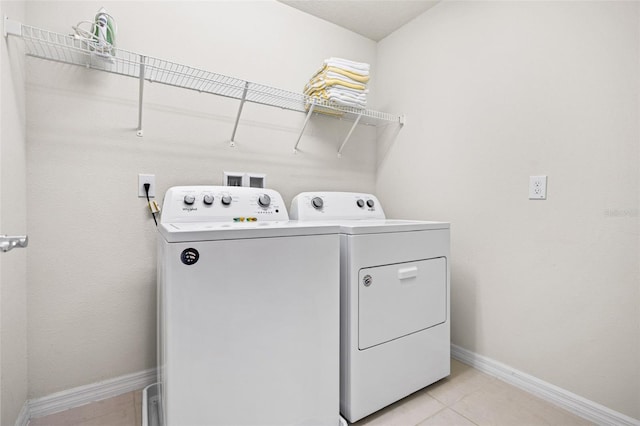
[161,186,288,223]
[290,192,385,220]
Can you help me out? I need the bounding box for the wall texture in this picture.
[25,1,377,398]
[20,0,640,420]
[0,0,28,424]
[376,0,639,418]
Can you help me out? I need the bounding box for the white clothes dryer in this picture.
[157,186,341,426]
[290,192,450,423]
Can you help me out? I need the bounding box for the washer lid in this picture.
[338,219,449,234]
[159,221,340,242]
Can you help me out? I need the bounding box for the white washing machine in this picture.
[157,186,341,426]
[290,192,450,423]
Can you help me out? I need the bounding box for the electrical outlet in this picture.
[138,174,155,198]
[529,175,547,200]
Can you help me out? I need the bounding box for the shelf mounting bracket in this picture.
[230,81,249,147]
[337,113,362,157]
[136,56,145,137]
[293,103,315,153]
[4,15,21,37]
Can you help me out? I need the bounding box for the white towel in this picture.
[305,87,367,108]
[305,58,370,110]
[324,57,370,73]
[328,96,366,109]
[304,77,367,93]
[324,71,365,85]
[325,87,367,101]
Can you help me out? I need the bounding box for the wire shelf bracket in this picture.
[4,15,21,37]
[137,55,145,137]
[293,103,315,154]
[337,113,362,158]
[4,18,405,155]
[230,81,249,147]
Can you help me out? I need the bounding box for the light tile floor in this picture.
[29,360,592,426]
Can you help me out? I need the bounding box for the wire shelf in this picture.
[8,18,404,152]
[17,23,402,126]
[21,25,143,78]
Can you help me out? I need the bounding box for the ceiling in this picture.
[278,0,440,42]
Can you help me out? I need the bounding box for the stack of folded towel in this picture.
[304,57,370,110]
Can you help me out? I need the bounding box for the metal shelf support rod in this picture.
[293,103,315,153]
[230,81,249,147]
[337,113,362,157]
[137,56,145,137]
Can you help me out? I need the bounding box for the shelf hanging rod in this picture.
[230,81,249,147]
[293,103,315,153]
[337,113,362,157]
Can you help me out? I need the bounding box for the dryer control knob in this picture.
[357,199,365,208]
[366,199,375,208]
[203,194,214,205]
[311,197,324,209]
[184,195,196,205]
[258,194,271,207]
[221,195,232,206]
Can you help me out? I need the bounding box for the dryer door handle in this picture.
[397,266,418,280]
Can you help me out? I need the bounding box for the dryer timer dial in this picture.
[311,197,324,209]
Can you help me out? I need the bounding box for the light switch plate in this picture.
[529,175,547,200]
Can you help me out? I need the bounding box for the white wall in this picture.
[376,0,639,419]
[25,1,377,398]
[0,0,28,424]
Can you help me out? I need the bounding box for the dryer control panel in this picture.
[161,186,288,223]
[290,192,385,221]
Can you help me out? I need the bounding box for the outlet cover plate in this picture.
[138,174,155,198]
[529,175,547,200]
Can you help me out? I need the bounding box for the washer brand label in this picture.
[182,207,198,212]
[181,248,199,265]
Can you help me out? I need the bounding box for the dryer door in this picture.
[358,257,446,350]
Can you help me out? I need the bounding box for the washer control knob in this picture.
[184,194,195,205]
[221,195,232,206]
[258,194,271,207]
[203,194,214,205]
[357,199,365,208]
[366,199,375,208]
[311,197,324,209]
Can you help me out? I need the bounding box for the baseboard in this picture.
[14,400,30,426]
[16,351,640,426]
[16,368,157,425]
[451,344,640,426]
